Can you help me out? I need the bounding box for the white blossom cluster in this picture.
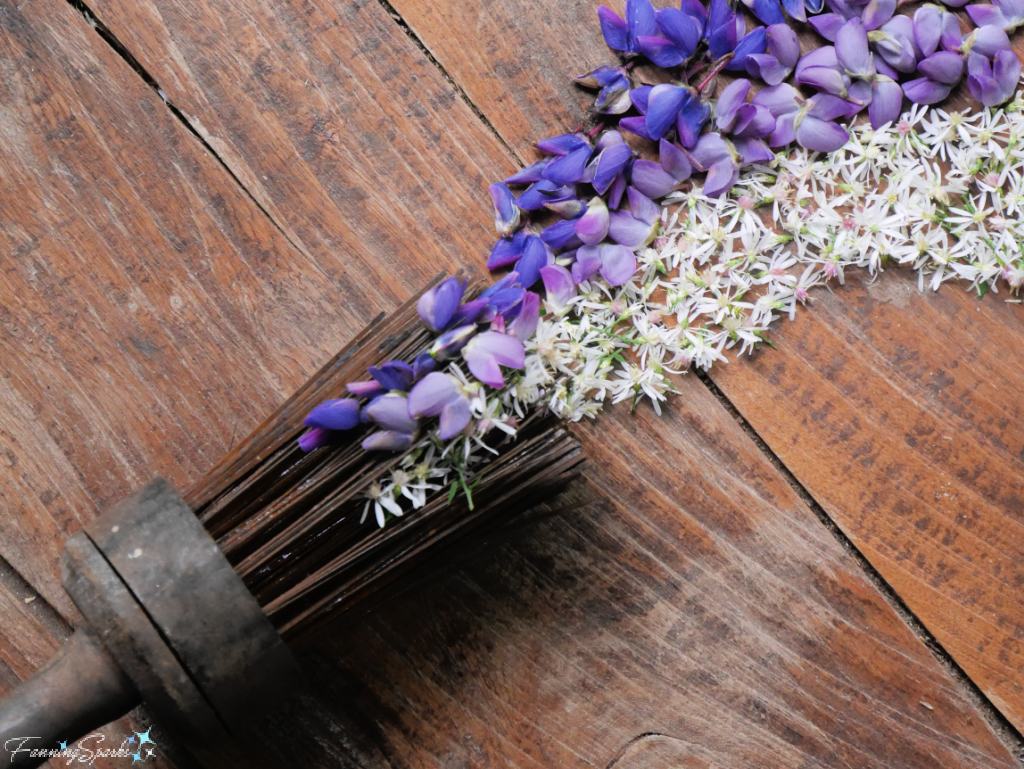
[364,98,1024,522]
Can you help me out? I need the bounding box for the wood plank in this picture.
[330,0,1024,734]
[4,0,1019,764]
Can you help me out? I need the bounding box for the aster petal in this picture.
[305,398,362,431]
[795,115,850,151]
[599,244,638,285]
[438,398,472,441]
[598,6,630,50]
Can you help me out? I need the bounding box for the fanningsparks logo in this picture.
[4,727,157,765]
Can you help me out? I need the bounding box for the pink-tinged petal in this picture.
[408,372,459,418]
[508,291,540,341]
[362,430,414,452]
[868,77,903,127]
[599,244,638,286]
[438,398,472,441]
[752,82,802,115]
[966,4,1011,29]
[574,197,611,245]
[464,331,525,388]
[305,398,362,431]
[599,5,630,50]
[348,380,386,399]
[572,247,604,283]
[917,51,964,84]
[809,12,844,40]
[609,210,655,247]
[298,427,335,452]
[795,115,850,152]
[768,112,797,146]
[630,159,680,198]
[703,158,740,197]
[540,264,577,311]
[646,84,689,140]
[902,76,952,104]
[363,393,418,434]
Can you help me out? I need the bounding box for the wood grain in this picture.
[356,0,1024,735]
[0,0,1019,765]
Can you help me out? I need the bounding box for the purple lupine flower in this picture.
[463,331,525,388]
[515,180,577,211]
[753,84,853,152]
[489,182,521,238]
[630,138,694,198]
[741,0,786,27]
[912,6,962,57]
[967,49,1022,105]
[609,187,660,248]
[588,131,633,198]
[541,217,584,251]
[645,84,693,140]
[412,351,436,381]
[814,0,894,35]
[960,25,1013,58]
[348,379,386,399]
[575,197,611,245]
[711,19,768,73]
[367,360,415,392]
[795,47,853,99]
[505,159,549,185]
[715,79,777,139]
[780,0,824,23]
[869,75,904,128]
[637,4,706,66]
[746,24,800,85]
[487,233,552,287]
[507,291,540,341]
[430,323,478,361]
[537,134,594,185]
[967,0,1024,32]
[540,264,577,313]
[599,0,657,56]
[690,133,742,197]
[361,393,418,451]
[868,15,919,75]
[299,397,362,452]
[408,372,472,441]
[904,50,964,104]
[574,66,633,114]
[834,19,877,96]
[418,276,467,332]
[572,243,638,285]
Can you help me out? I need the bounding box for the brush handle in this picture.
[0,627,140,767]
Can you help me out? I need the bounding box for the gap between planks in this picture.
[50,0,1024,762]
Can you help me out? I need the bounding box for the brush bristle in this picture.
[185,278,583,642]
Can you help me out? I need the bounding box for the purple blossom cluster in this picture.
[300,0,1022,459]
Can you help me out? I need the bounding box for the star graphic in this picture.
[58,741,67,751]
[127,735,135,745]
[132,751,142,764]
[136,727,155,748]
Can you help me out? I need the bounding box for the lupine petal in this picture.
[489,182,521,238]
[599,244,638,286]
[918,51,964,84]
[541,218,584,251]
[438,398,472,441]
[544,198,585,218]
[938,11,962,51]
[627,0,658,50]
[305,398,362,431]
[993,48,1021,98]
[487,231,528,270]
[608,170,629,208]
[364,393,418,434]
[537,133,589,156]
[836,19,872,76]
[733,104,777,138]
[348,380,386,399]
[595,80,634,115]
[869,76,904,128]
[733,137,774,163]
[797,66,850,97]
[746,54,787,85]
[630,85,653,114]
[861,0,895,30]
[807,93,857,121]
[873,30,917,73]
[630,159,681,198]
[430,324,478,360]
[619,116,653,140]
[515,180,562,210]
[703,158,740,197]
[749,0,786,26]
[574,65,625,88]
[412,351,436,381]
[966,4,1011,29]
[592,143,633,193]
[970,25,1012,57]
[575,197,611,245]
[676,98,711,147]
[369,360,415,392]
[767,23,800,67]
[417,276,466,331]
[505,159,549,184]
[716,78,752,133]
[690,132,732,168]
[637,35,686,66]
[542,146,593,184]
[450,297,490,328]
[598,6,630,50]
[299,427,335,452]
[464,331,525,388]
[913,5,942,55]
[540,265,577,311]
[752,82,802,115]
[627,185,660,224]
[608,210,655,247]
[361,430,414,452]
[659,138,693,181]
[515,235,550,287]
[708,18,739,62]
[657,7,703,53]
[782,0,807,21]
[809,12,844,39]
[507,291,540,341]
[572,246,604,283]
[681,0,709,28]
[647,84,689,140]
[768,112,797,146]
[726,27,768,70]
[795,115,850,151]
[902,76,952,104]
[408,372,460,418]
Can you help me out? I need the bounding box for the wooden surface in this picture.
[0,0,1020,767]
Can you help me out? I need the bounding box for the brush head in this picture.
[185,278,583,642]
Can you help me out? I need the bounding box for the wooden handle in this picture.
[0,627,140,767]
